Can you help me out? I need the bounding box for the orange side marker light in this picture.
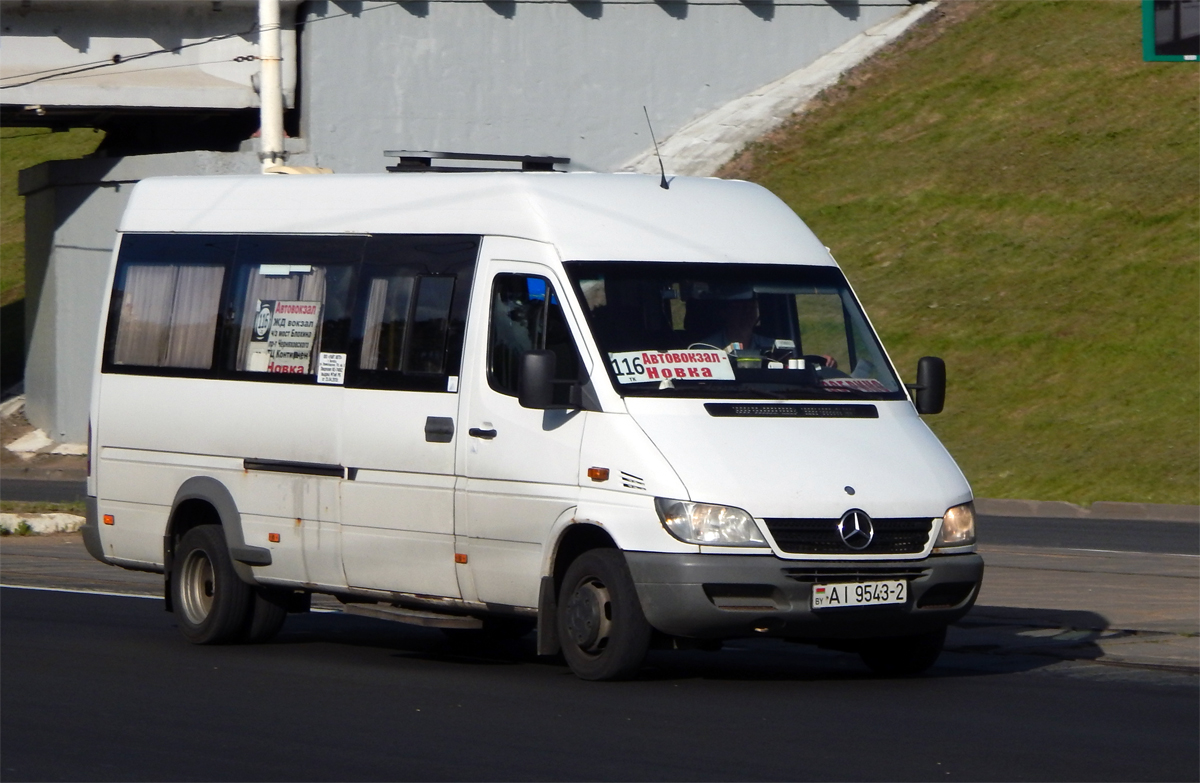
[102,514,114,526]
[268,533,281,543]
[454,553,468,564]
[587,467,610,482]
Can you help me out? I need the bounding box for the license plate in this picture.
[812,580,907,609]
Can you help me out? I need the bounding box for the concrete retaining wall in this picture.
[299,0,909,174]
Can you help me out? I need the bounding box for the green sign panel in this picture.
[1143,0,1199,61]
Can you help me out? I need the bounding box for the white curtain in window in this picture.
[164,266,225,368]
[113,265,179,366]
[113,264,226,368]
[359,278,389,371]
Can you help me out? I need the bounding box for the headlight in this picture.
[936,502,976,547]
[654,498,766,546]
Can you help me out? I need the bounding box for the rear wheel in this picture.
[557,549,652,681]
[858,627,946,676]
[243,589,290,643]
[172,525,253,644]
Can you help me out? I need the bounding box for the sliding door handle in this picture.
[468,428,497,440]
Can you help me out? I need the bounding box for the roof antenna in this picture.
[643,106,669,190]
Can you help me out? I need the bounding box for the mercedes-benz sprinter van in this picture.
[84,171,982,680]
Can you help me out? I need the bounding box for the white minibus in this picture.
[84,169,982,680]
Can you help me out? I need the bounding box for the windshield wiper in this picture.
[624,382,802,400]
[818,384,876,396]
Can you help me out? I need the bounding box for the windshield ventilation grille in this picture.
[764,517,934,555]
[621,471,646,491]
[704,403,878,419]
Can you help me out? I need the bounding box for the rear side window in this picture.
[103,233,478,391]
[223,235,363,382]
[103,235,235,373]
[348,236,478,392]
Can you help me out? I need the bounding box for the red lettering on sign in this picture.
[646,367,659,379]
[687,367,699,377]
[702,367,713,377]
[662,368,674,378]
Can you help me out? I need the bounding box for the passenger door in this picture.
[338,235,479,598]
[455,238,590,608]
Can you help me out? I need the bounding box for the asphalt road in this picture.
[979,515,1198,556]
[0,478,87,504]
[3,587,1197,782]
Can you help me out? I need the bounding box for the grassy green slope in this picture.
[1,127,105,307]
[725,1,1199,505]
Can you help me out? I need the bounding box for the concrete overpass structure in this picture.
[3,0,926,441]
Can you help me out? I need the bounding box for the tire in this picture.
[557,549,652,681]
[858,627,946,676]
[243,588,289,644]
[172,525,254,644]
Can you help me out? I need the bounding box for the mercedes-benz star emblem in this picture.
[837,509,874,550]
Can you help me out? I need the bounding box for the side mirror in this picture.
[913,356,946,415]
[518,350,556,409]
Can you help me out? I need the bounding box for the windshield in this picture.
[564,262,905,400]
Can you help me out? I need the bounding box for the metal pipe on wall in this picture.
[258,0,285,172]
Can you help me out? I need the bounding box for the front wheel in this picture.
[858,627,946,676]
[557,549,652,681]
[172,525,254,644]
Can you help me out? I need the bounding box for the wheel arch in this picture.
[550,522,618,595]
[536,519,618,657]
[168,477,268,590]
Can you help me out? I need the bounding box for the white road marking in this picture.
[0,583,342,612]
[1062,548,1200,558]
[1,584,160,599]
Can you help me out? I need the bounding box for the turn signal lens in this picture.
[268,533,281,543]
[654,498,766,546]
[587,467,610,482]
[102,514,114,526]
[936,502,976,546]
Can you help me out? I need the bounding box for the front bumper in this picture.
[625,551,984,640]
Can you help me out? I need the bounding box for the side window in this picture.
[348,235,478,392]
[488,274,581,404]
[103,234,235,373]
[222,236,363,382]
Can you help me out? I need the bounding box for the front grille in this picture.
[782,566,931,583]
[763,517,934,555]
